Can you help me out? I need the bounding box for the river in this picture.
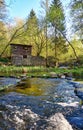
[0,77,83,130]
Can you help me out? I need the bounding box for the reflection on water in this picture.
[5,78,60,96]
[0,77,79,103]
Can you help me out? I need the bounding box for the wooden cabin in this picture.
[10,44,32,65]
[10,43,46,66]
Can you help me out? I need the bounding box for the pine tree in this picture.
[48,0,65,33]
[26,9,38,38]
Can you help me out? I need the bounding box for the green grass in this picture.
[0,65,83,79]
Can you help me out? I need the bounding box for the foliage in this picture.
[26,9,38,37]
[0,0,7,21]
[0,0,82,67]
[0,21,7,42]
[0,0,8,45]
[0,0,10,57]
[70,0,83,41]
[44,0,67,65]
[0,57,9,62]
[48,0,65,33]
[26,9,44,56]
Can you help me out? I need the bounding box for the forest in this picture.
[0,0,83,67]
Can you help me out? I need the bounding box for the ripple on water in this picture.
[0,78,82,129]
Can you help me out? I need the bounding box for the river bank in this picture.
[0,66,83,79]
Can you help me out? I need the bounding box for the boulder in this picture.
[49,72,57,78]
[61,75,66,79]
[74,83,83,101]
[45,113,73,130]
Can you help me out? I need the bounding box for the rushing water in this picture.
[0,77,83,130]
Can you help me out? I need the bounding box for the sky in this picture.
[5,0,71,20]
[5,0,72,39]
[5,0,41,19]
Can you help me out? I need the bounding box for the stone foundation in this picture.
[11,55,46,66]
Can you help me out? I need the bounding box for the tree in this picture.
[40,0,50,66]
[25,9,38,43]
[26,9,38,38]
[47,0,65,66]
[24,9,46,57]
[9,18,25,43]
[0,21,6,40]
[0,9,46,57]
[48,0,65,32]
[33,27,46,56]
[0,0,7,40]
[0,20,27,57]
[0,0,7,21]
[24,9,39,55]
[47,0,78,62]
[70,0,83,44]
[0,0,10,57]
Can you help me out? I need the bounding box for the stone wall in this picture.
[11,55,46,66]
[11,55,23,66]
[31,56,46,66]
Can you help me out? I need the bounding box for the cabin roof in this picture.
[10,43,32,47]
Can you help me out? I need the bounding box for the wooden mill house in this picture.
[10,43,32,66]
[10,43,45,66]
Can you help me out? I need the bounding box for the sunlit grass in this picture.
[0,65,83,79]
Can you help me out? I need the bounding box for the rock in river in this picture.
[45,113,73,130]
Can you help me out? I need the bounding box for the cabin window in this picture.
[14,46,17,49]
[23,55,27,58]
[24,47,28,50]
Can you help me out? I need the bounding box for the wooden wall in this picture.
[11,44,32,56]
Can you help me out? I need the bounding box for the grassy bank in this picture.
[0,65,83,79]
